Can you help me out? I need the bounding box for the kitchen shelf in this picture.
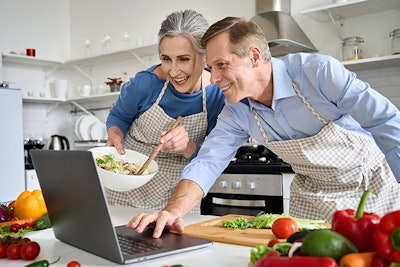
[301,0,400,22]
[74,140,106,147]
[2,53,63,66]
[66,92,120,103]
[65,43,158,66]
[342,54,400,71]
[23,97,63,103]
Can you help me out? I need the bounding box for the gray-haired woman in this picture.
[105,10,225,213]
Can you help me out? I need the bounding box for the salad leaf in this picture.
[250,242,292,263]
[222,217,248,229]
[94,153,150,175]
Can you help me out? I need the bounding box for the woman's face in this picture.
[159,36,205,94]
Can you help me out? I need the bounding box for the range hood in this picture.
[251,0,318,57]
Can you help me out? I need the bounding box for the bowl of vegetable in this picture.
[89,147,158,191]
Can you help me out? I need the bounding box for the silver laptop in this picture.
[30,150,212,264]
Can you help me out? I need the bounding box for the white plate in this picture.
[90,121,107,140]
[74,115,86,140]
[79,115,100,140]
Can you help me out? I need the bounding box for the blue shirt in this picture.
[106,65,226,154]
[183,53,400,193]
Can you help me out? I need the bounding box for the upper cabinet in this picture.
[301,0,400,22]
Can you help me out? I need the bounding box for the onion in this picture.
[0,206,8,222]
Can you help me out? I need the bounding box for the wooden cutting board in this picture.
[175,214,280,247]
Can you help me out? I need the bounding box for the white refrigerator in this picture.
[0,82,25,203]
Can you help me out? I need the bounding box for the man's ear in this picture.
[249,46,262,66]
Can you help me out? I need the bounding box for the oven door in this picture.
[201,193,283,216]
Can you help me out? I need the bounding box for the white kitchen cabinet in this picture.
[282,172,294,214]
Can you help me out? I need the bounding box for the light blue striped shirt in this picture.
[182,53,400,194]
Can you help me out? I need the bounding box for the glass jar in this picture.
[390,28,400,55]
[342,36,364,61]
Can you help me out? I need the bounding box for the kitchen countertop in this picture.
[2,205,253,267]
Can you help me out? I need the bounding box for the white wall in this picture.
[0,0,70,61]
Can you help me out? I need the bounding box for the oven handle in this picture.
[212,197,266,207]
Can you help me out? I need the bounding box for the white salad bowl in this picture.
[89,146,158,191]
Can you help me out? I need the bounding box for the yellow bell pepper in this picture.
[14,189,48,219]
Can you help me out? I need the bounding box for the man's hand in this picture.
[126,210,185,238]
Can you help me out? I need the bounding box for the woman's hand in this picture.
[106,126,125,154]
[160,125,196,158]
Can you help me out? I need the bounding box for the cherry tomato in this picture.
[7,200,16,208]
[0,244,8,258]
[9,223,21,233]
[67,260,81,267]
[266,250,281,257]
[6,244,21,259]
[18,237,31,245]
[267,238,280,247]
[20,241,40,260]
[271,217,299,239]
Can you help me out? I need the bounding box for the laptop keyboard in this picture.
[118,234,162,254]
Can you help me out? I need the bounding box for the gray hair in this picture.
[201,16,271,62]
[158,10,209,57]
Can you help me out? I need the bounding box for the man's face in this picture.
[205,31,256,103]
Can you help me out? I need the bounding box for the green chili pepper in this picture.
[24,260,50,267]
[24,257,60,267]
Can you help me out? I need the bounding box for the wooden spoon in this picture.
[135,116,183,175]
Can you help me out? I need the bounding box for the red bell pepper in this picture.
[372,210,400,266]
[255,256,337,267]
[332,189,381,252]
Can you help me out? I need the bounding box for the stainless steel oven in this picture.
[201,144,293,216]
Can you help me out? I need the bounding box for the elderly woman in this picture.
[105,10,225,213]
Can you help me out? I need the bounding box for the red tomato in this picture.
[266,250,281,257]
[18,237,31,245]
[7,200,16,208]
[267,238,280,247]
[9,223,21,233]
[20,241,40,260]
[6,244,21,259]
[0,244,8,258]
[67,260,81,267]
[271,218,299,239]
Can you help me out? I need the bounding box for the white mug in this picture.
[78,85,91,97]
[54,79,69,99]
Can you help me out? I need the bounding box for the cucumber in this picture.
[34,213,51,230]
[286,229,314,243]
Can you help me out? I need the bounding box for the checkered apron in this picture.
[253,83,400,222]
[105,80,208,214]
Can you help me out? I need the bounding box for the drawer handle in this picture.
[212,197,266,207]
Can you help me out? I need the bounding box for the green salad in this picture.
[94,153,151,175]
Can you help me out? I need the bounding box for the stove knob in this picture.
[249,181,256,190]
[220,180,228,188]
[233,181,242,189]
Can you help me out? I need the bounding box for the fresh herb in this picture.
[250,213,326,230]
